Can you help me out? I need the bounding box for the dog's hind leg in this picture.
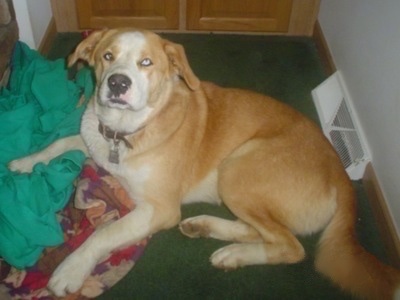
[180,181,306,269]
[180,216,262,243]
[180,213,305,270]
[206,141,309,269]
[208,216,305,269]
[179,213,305,268]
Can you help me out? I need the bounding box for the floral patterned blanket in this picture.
[0,159,149,299]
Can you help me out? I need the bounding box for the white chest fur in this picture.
[80,103,152,203]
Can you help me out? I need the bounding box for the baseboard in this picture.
[38,18,57,56]
[362,162,400,268]
[312,20,336,76]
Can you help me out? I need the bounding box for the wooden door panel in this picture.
[187,0,293,32]
[76,0,179,30]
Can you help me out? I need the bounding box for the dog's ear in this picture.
[164,41,200,91]
[68,29,108,67]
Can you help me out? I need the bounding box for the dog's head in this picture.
[68,28,200,130]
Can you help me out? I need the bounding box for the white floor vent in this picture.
[311,71,370,180]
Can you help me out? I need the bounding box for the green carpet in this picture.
[47,32,388,300]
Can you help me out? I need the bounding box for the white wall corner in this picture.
[13,0,35,48]
[13,0,52,49]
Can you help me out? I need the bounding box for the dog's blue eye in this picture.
[140,58,152,67]
[104,52,113,61]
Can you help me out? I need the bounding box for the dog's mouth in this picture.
[100,89,131,107]
[97,95,130,110]
[109,97,128,105]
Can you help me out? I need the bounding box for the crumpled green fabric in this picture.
[0,41,94,268]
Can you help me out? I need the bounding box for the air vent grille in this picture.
[312,72,370,179]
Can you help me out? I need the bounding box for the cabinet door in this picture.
[76,0,179,30]
[187,0,292,32]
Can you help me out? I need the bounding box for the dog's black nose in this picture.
[108,74,132,96]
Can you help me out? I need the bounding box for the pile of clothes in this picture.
[0,42,148,299]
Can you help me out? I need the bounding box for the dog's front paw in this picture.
[8,158,35,173]
[48,253,94,297]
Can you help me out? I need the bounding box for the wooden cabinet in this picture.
[50,0,320,36]
[186,0,292,32]
[76,0,179,30]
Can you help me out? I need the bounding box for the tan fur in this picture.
[10,28,400,299]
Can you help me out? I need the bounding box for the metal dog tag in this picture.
[108,141,120,164]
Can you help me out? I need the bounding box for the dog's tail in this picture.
[315,175,400,299]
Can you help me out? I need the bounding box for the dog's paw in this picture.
[8,158,35,173]
[210,244,267,270]
[48,253,94,297]
[210,244,242,270]
[179,216,210,238]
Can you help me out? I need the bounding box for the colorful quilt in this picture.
[0,159,149,299]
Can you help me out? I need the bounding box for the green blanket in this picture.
[0,42,94,269]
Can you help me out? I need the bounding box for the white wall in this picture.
[13,0,52,49]
[319,0,400,236]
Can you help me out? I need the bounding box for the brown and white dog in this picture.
[9,28,400,299]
